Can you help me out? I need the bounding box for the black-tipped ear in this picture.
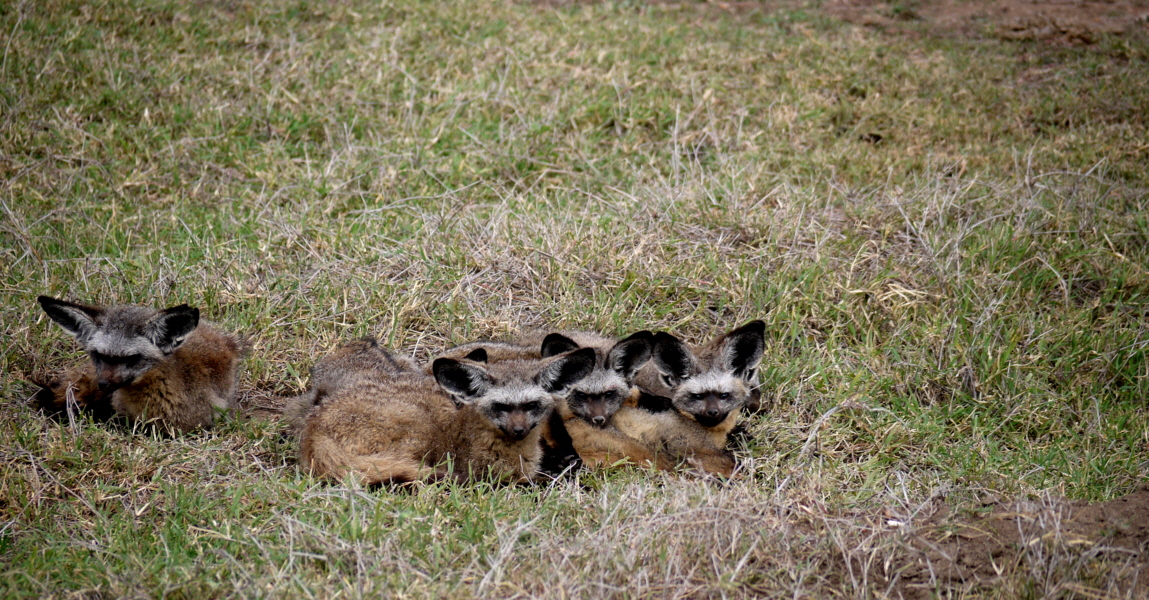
[38,296,102,341]
[537,347,596,393]
[147,305,200,355]
[540,333,580,358]
[606,331,653,381]
[464,348,488,363]
[651,332,697,387]
[433,358,491,403]
[718,320,766,380]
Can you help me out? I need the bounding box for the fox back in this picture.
[299,348,596,485]
[282,338,417,435]
[426,340,541,369]
[36,295,245,433]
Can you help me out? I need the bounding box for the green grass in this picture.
[2,0,1147,597]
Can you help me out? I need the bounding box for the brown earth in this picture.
[537,0,1149,44]
[873,485,1149,598]
[825,0,1149,44]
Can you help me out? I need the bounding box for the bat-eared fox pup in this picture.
[35,295,245,433]
[524,330,675,471]
[614,320,766,477]
[299,343,596,485]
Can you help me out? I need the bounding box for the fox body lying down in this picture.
[35,296,245,433]
[299,342,595,485]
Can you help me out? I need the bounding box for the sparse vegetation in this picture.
[1,0,1147,597]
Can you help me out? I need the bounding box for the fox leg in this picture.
[565,419,672,470]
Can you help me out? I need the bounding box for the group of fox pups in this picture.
[35,295,766,484]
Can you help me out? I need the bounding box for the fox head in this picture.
[540,330,652,427]
[38,296,200,393]
[432,347,596,441]
[649,321,765,429]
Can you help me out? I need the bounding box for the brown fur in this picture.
[115,323,245,431]
[300,374,531,484]
[299,348,595,485]
[610,403,735,477]
[32,362,114,421]
[282,338,418,437]
[35,322,246,433]
[558,389,674,470]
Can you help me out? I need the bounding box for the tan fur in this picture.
[282,338,417,437]
[558,389,672,470]
[626,376,745,458]
[632,365,747,446]
[299,350,593,485]
[610,405,735,477]
[300,374,535,484]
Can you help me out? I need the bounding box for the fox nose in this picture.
[511,426,527,438]
[706,408,720,418]
[97,379,113,391]
[591,415,607,426]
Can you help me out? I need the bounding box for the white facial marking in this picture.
[482,383,553,409]
[679,371,741,396]
[568,370,628,396]
[87,332,156,357]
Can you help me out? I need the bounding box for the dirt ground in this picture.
[825,0,1149,44]
[538,0,1149,44]
[875,485,1149,598]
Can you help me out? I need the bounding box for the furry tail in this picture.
[300,430,428,485]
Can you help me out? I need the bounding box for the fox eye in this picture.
[521,401,540,412]
[90,351,140,365]
[690,393,705,401]
[718,393,730,400]
[601,391,616,400]
[571,391,587,401]
[491,403,511,413]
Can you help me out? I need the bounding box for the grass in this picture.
[2,0,1147,597]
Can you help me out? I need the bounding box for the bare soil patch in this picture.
[537,0,1149,44]
[826,0,1149,44]
[877,486,1149,598]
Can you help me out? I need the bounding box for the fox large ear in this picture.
[433,358,491,404]
[537,347,596,392]
[717,320,766,380]
[147,305,200,355]
[606,331,653,381]
[651,332,698,387]
[463,348,488,362]
[38,296,103,342]
[540,333,579,358]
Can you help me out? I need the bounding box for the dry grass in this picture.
[1,0,1147,597]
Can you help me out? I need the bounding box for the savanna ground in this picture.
[2,0,1148,597]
